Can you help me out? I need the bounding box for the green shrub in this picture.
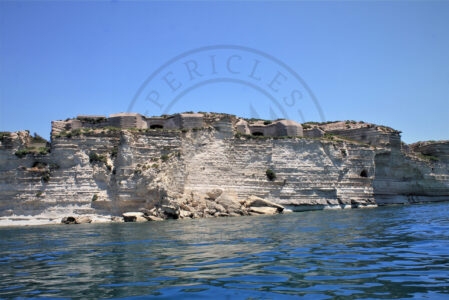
[418,153,439,162]
[161,154,169,162]
[104,126,121,132]
[110,147,118,158]
[32,133,48,143]
[35,191,43,197]
[263,120,272,125]
[244,118,266,123]
[38,147,50,155]
[152,163,159,168]
[78,117,107,124]
[89,152,107,164]
[15,148,32,158]
[49,163,60,170]
[92,194,98,201]
[266,169,276,181]
[71,129,82,137]
[324,133,335,140]
[41,172,50,182]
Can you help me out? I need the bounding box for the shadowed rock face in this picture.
[0,115,448,224]
[410,141,449,163]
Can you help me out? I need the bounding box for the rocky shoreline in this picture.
[1,112,448,227]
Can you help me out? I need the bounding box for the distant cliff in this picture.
[0,113,448,225]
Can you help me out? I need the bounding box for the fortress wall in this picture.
[164,117,182,130]
[236,120,250,135]
[180,114,204,129]
[274,122,303,137]
[146,118,166,129]
[249,126,266,135]
[263,125,279,137]
[303,127,324,138]
[247,122,303,137]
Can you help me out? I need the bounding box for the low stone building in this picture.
[51,112,304,138]
[236,119,303,137]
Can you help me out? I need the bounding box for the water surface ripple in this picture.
[1,202,449,299]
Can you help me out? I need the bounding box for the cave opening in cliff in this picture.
[252,131,264,136]
[150,124,164,129]
[360,169,368,177]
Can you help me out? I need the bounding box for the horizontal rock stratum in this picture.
[0,112,448,225]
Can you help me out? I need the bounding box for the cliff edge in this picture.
[0,113,448,225]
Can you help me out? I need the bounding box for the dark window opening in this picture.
[360,169,368,177]
[252,131,264,136]
[150,124,163,129]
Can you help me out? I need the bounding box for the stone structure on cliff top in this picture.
[0,112,448,225]
[51,112,303,138]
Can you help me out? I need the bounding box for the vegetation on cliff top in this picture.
[0,132,11,141]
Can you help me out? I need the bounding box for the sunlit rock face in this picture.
[0,113,448,224]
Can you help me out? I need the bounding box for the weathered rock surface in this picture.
[245,195,284,212]
[1,114,448,226]
[61,216,92,224]
[249,206,279,215]
[122,212,147,222]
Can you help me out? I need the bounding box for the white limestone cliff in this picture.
[0,115,448,226]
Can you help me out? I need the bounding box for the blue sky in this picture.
[0,0,448,143]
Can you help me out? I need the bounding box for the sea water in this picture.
[1,202,449,299]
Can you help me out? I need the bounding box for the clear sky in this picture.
[1,0,448,143]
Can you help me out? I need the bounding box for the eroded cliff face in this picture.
[374,143,449,204]
[0,128,377,223]
[0,120,448,225]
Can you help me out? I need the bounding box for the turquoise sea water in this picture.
[1,202,449,299]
